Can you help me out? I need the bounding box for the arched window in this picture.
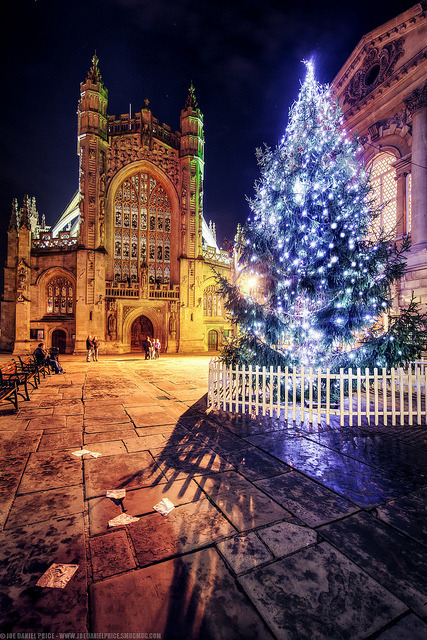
[203,285,222,317]
[46,276,74,314]
[368,153,398,236]
[114,172,172,284]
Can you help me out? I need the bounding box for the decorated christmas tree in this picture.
[217,61,427,371]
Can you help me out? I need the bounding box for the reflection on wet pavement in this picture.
[246,429,427,507]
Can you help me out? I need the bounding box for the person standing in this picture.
[86,335,94,362]
[144,336,152,360]
[92,336,99,361]
[154,338,161,359]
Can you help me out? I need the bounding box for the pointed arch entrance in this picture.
[131,315,154,352]
[52,329,67,354]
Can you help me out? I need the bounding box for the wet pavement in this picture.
[0,354,426,639]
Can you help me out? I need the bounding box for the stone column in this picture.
[405,84,427,250]
[393,155,411,237]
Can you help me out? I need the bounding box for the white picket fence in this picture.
[208,357,427,426]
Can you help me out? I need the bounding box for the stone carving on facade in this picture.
[344,37,405,106]
[404,82,427,115]
[106,134,179,184]
[107,310,117,340]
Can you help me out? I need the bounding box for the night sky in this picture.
[0,0,416,270]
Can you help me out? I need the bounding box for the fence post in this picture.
[242,364,246,414]
[317,368,322,425]
[399,367,404,426]
[269,366,274,416]
[326,368,331,426]
[300,366,305,423]
[408,365,413,426]
[284,366,289,421]
[248,365,253,415]
[308,367,313,424]
[382,368,387,426]
[222,363,227,412]
[277,366,281,419]
[292,367,297,422]
[365,367,370,425]
[357,367,362,426]
[391,368,396,426]
[374,368,379,425]
[262,366,267,416]
[255,365,260,415]
[348,368,353,427]
[339,368,344,426]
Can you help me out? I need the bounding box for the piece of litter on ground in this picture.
[153,497,175,516]
[72,449,91,457]
[36,563,79,589]
[89,451,102,458]
[108,513,139,527]
[106,489,126,499]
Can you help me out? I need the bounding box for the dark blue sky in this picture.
[0,0,416,263]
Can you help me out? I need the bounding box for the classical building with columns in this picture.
[0,56,231,355]
[332,2,427,311]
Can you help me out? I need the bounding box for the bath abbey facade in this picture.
[1,3,426,355]
[0,57,232,355]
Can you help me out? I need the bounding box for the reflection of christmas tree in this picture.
[217,61,427,370]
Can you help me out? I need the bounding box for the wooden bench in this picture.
[18,355,46,383]
[0,359,38,401]
[0,379,19,412]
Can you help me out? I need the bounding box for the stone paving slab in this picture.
[84,451,165,498]
[0,431,43,454]
[256,471,359,527]
[375,486,427,546]
[90,547,274,639]
[239,541,407,640]
[318,511,427,617]
[38,431,83,451]
[216,532,273,574]
[84,428,137,444]
[196,471,292,531]
[0,454,29,529]
[153,443,233,481]
[26,415,67,430]
[126,405,178,427]
[257,520,318,558]
[88,496,122,535]
[90,530,136,579]
[5,485,85,529]
[124,477,203,515]
[0,514,87,633]
[248,432,425,507]
[82,440,127,457]
[17,450,83,494]
[123,434,167,451]
[0,417,30,431]
[127,497,236,566]
[220,446,292,481]
[374,613,427,639]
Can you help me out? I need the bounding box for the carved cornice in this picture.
[106,134,179,186]
[344,37,405,106]
[404,82,427,114]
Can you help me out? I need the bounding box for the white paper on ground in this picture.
[108,513,139,527]
[153,497,175,516]
[106,489,126,499]
[72,449,91,457]
[36,563,79,589]
[89,452,102,458]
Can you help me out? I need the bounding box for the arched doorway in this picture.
[52,329,67,354]
[207,329,219,351]
[131,315,153,352]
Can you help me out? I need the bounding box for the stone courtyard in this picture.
[0,354,426,639]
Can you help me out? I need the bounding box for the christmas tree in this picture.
[217,61,427,371]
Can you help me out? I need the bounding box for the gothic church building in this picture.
[1,56,231,355]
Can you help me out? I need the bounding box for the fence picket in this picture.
[326,369,330,426]
[277,366,281,418]
[374,368,379,425]
[339,369,344,426]
[391,368,396,426]
[262,367,266,416]
[357,368,362,426]
[365,368,370,425]
[348,368,353,427]
[408,366,413,426]
[301,366,305,423]
[382,368,387,426]
[292,368,297,422]
[308,367,313,423]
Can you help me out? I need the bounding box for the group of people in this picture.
[86,335,100,362]
[143,336,161,360]
[33,343,65,374]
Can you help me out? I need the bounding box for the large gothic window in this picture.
[114,172,172,284]
[203,285,222,317]
[368,153,398,237]
[46,276,74,314]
